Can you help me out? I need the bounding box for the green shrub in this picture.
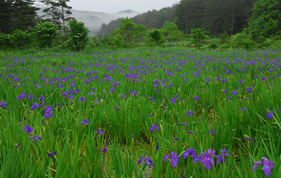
[68,19,89,51]
[189,28,208,49]
[230,32,256,50]
[219,33,230,44]
[208,42,218,49]
[146,29,165,46]
[12,30,31,49]
[0,34,13,50]
[33,21,57,48]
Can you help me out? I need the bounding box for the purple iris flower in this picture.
[44,105,53,119]
[154,79,160,84]
[21,124,33,134]
[28,94,34,100]
[150,124,160,132]
[174,137,179,142]
[209,130,217,135]
[31,103,40,110]
[121,94,125,98]
[199,149,218,170]
[261,76,267,82]
[223,90,228,94]
[149,97,155,102]
[181,122,188,126]
[101,146,108,153]
[29,136,42,143]
[266,111,273,119]
[222,79,226,84]
[19,117,21,126]
[137,157,155,168]
[48,151,56,158]
[205,77,210,83]
[115,105,120,111]
[129,90,138,96]
[0,101,7,109]
[232,90,238,95]
[78,97,86,102]
[216,148,229,164]
[81,119,90,125]
[187,110,193,117]
[239,107,246,112]
[17,92,27,100]
[163,152,179,168]
[38,95,44,101]
[169,98,176,104]
[183,147,199,163]
[245,136,253,143]
[246,87,253,93]
[193,96,199,101]
[110,87,116,93]
[85,79,90,84]
[252,157,275,177]
[94,128,103,135]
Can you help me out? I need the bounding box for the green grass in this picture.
[0,47,281,177]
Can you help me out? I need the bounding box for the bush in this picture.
[33,22,57,48]
[0,34,13,50]
[68,20,89,51]
[189,28,208,49]
[219,33,230,44]
[208,42,218,49]
[229,32,256,50]
[146,29,165,46]
[12,30,31,49]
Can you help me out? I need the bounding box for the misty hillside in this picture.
[71,10,140,36]
[36,6,140,36]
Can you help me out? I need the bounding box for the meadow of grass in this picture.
[0,47,281,177]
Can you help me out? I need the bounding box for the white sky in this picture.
[68,0,180,13]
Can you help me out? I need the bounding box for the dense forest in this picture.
[98,0,257,37]
[0,0,39,33]
[0,0,281,50]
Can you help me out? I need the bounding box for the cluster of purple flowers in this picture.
[163,148,229,170]
[252,157,275,177]
[0,101,7,109]
[137,157,155,168]
[150,124,160,132]
[44,105,53,119]
[81,119,90,125]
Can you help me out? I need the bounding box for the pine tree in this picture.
[0,0,38,34]
[40,0,73,30]
[0,0,10,33]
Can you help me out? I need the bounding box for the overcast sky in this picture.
[68,0,180,13]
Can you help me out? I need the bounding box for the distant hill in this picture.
[70,10,140,36]
[97,6,177,37]
[35,1,140,36]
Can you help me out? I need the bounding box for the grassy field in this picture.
[0,48,281,177]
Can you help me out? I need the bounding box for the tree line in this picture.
[0,0,281,50]
[98,0,257,37]
[0,0,89,51]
